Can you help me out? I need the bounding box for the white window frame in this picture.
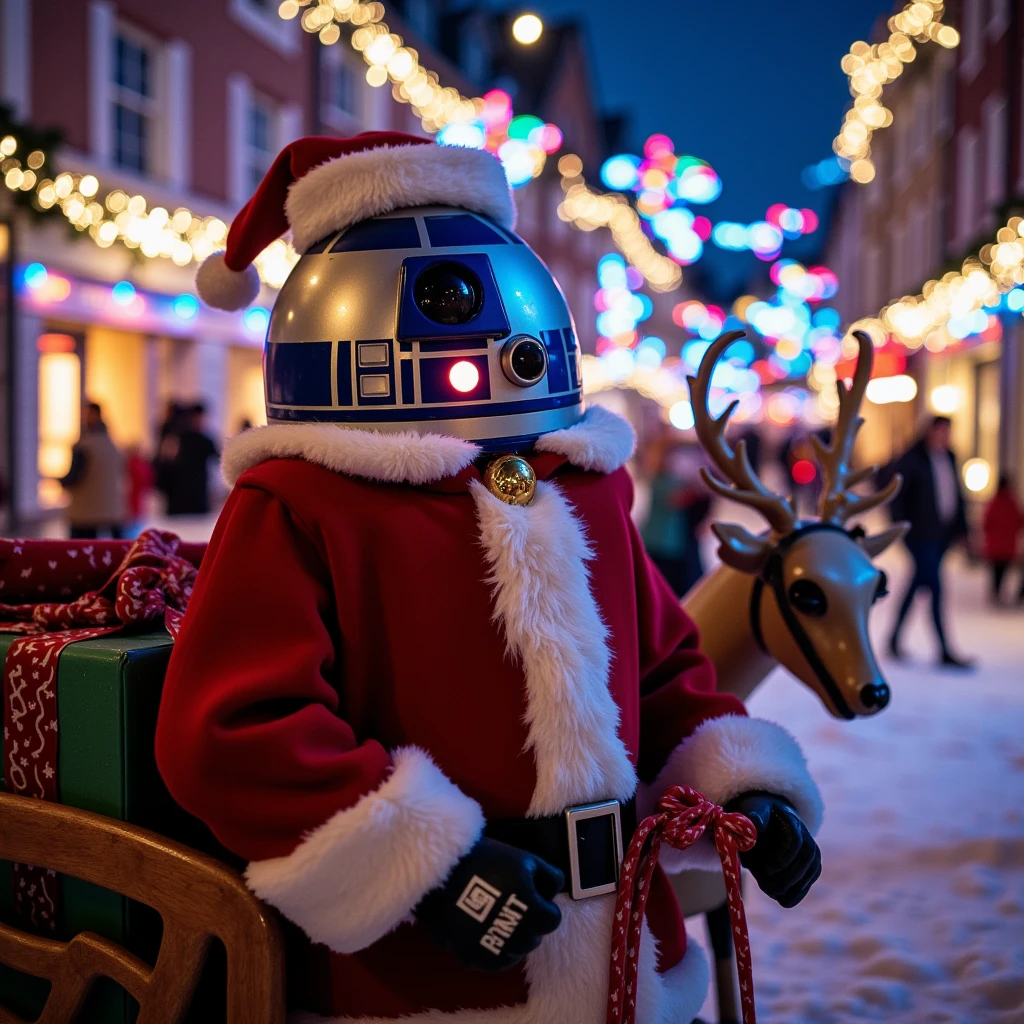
[227,73,301,205]
[229,0,299,57]
[89,3,189,186]
[1,0,31,120]
[109,19,160,175]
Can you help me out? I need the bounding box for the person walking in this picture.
[165,402,219,516]
[982,475,1024,605]
[886,415,972,668]
[60,401,127,539]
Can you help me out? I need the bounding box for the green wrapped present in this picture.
[0,531,215,1020]
[0,632,200,1021]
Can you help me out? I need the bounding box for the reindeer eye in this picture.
[788,579,828,617]
[873,571,889,603]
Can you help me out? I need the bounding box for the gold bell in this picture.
[484,455,537,506]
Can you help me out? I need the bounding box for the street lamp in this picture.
[512,13,543,45]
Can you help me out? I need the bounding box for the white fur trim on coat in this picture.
[244,747,483,954]
[535,403,636,473]
[220,406,635,487]
[289,912,708,1024]
[195,252,261,312]
[285,144,515,253]
[471,478,637,814]
[222,422,480,487]
[641,714,824,873]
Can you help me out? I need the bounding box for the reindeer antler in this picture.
[814,330,901,524]
[687,330,797,536]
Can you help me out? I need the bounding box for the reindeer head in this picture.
[688,329,908,719]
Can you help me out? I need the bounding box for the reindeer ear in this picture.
[712,522,775,574]
[859,522,909,558]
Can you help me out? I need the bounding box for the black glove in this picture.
[414,837,563,971]
[725,791,821,908]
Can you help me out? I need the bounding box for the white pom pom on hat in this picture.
[195,131,516,312]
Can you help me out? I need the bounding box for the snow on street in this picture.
[691,542,1024,1023]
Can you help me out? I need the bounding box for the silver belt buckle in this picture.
[564,799,624,900]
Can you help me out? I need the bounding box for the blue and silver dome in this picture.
[264,205,583,449]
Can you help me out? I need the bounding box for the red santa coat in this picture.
[155,406,822,1024]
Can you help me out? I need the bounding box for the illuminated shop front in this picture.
[17,263,268,513]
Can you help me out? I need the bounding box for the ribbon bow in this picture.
[606,785,759,1024]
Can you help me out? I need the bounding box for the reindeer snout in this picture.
[859,682,890,710]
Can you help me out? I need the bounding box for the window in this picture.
[111,30,156,173]
[321,45,363,132]
[246,92,276,194]
[956,126,980,245]
[983,95,1007,208]
[230,0,299,56]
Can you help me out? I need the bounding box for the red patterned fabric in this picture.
[607,786,759,1024]
[1,529,198,931]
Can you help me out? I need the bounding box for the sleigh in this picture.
[0,331,902,1024]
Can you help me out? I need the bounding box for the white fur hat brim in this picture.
[285,144,516,254]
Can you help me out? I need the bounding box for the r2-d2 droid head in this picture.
[195,133,583,450]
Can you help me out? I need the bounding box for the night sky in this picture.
[488,0,895,297]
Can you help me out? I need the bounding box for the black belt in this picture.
[485,797,636,900]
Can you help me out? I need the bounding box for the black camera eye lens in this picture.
[511,341,546,381]
[413,262,482,325]
[501,336,548,387]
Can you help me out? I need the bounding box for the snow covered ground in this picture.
[689,539,1024,1023]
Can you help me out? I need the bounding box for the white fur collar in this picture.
[221,405,636,486]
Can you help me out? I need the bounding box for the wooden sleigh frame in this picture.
[0,791,285,1024]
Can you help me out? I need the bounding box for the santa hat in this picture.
[196,131,516,311]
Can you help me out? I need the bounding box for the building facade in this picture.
[0,0,612,530]
[824,0,1024,494]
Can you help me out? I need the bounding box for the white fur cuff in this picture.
[642,715,823,873]
[245,747,484,953]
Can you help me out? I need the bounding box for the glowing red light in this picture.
[692,216,712,241]
[449,361,480,393]
[800,208,820,233]
[792,459,817,485]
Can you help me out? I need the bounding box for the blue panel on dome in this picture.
[563,328,580,389]
[336,340,352,406]
[330,217,421,252]
[401,358,415,404]
[266,342,333,407]
[541,329,570,393]
[398,254,510,341]
[425,215,508,248]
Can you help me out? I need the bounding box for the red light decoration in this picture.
[792,459,817,485]
[449,361,481,393]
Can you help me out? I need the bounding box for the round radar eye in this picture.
[413,262,483,325]
[501,336,548,387]
[788,579,828,617]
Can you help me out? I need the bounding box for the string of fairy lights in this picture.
[6,0,1017,436]
[834,0,959,184]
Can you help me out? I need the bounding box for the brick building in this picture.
[0,0,612,529]
[824,0,1024,489]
